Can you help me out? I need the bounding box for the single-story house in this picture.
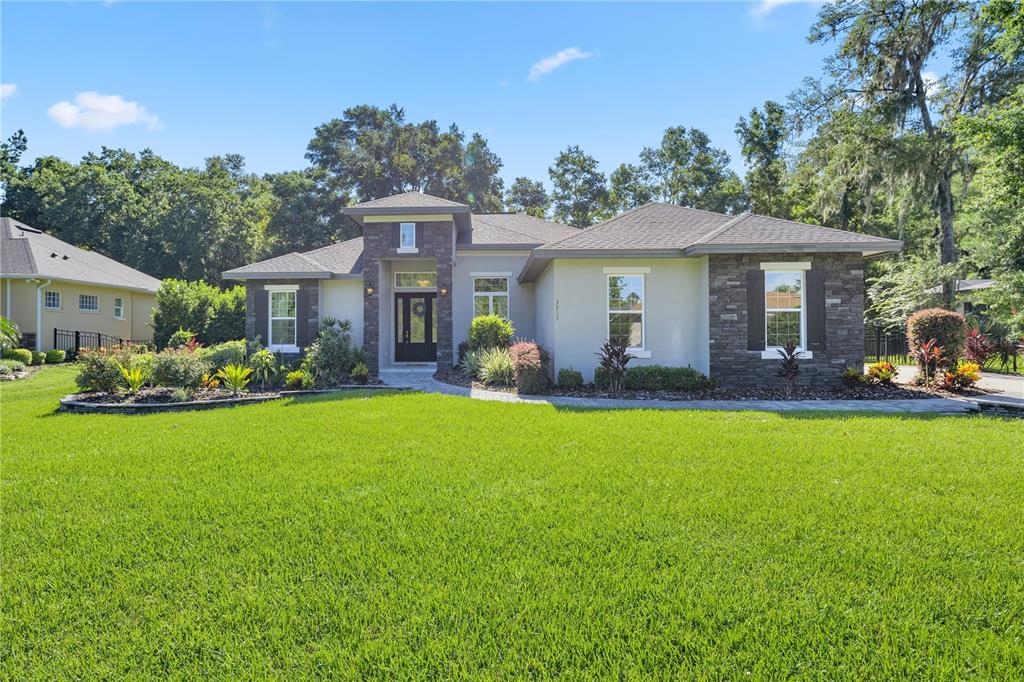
[925,278,995,317]
[223,192,902,387]
[0,217,160,352]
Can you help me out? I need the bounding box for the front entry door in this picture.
[395,293,437,362]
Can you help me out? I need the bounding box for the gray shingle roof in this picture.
[696,213,897,247]
[222,237,363,279]
[348,191,468,210]
[0,217,161,292]
[463,213,578,247]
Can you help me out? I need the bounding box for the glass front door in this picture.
[395,293,437,362]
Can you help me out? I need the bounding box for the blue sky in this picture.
[1,1,830,189]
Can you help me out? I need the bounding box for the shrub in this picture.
[171,387,192,403]
[199,340,247,369]
[248,348,278,388]
[76,347,133,393]
[153,279,246,348]
[0,316,21,351]
[468,315,514,351]
[304,320,360,386]
[216,363,254,395]
[867,361,897,384]
[29,351,46,366]
[906,308,966,368]
[594,340,633,392]
[476,347,515,386]
[150,349,212,389]
[459,349,482,378]
[0,359,26,375]
[841,367,869,387]
[350,362,370,384]
[44,349,66,364]
[3,348,33,365]
[942,361,981,391]
[167,328,197,349]
[117,361,149,394]
[912,338,944,386]
[284,369,308,389]
[595,365,714,391]
[963,329,994,366]
[201,373,221,389]
[509,341,549,395]
[457,340,470,364]
[558,368,584,390]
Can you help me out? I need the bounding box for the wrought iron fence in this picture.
[52,329,150,358]
[864,327,910,365]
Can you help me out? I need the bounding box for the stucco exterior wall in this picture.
[0,278,155,351]
[319,279,364,348]
[452,251,533,350]
[533,265,555,362]
[545,258,709,382]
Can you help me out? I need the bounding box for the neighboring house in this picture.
[0,217,160,352]
[926,279,995,316]
[224,192,901,387]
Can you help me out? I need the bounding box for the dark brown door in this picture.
[395,293,437,362]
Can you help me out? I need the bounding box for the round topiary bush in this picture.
[45,349,66,364]
[468,315,514,351]
[906,308,967,366]
[3,348,33,366]
[30,351,46,366]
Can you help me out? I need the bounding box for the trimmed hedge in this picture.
[595,365,713,392]
[30,351,46,366]
[557,368,584,390]
[509,341,549,395]
[468,315,514,351]
[44,349,66,364]
[906,308,967,366]
[2,348,33,366]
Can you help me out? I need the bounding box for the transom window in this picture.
[269,290,297,348]
[113,296,125,320]
[399,222,416,249]
[44,291,61,310]
[765,270,803,349]
[395,272,436,289]
[607,274,644,349]
[473,276,509,318]
[79,294,99,312]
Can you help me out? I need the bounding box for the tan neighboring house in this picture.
[0,217,160,352]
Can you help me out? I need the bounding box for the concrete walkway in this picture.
[379,369,976,415]
[889,365,1024,407]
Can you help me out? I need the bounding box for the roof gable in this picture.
[348,191,468,211]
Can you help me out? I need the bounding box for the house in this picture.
[926,279,995,317]
[223,192,902,387]
[0,217,160,352]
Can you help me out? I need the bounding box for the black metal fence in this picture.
[864,327,910,365]
[53,329,151,358]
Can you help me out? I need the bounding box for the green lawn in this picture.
[3,367,1023,678]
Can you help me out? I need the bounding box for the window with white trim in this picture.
[44,291,61,310]
[607,274,644,349]
[269,290,297,348]
[113,296,125,320]
[473,276,509,318]
[765,270,803,349]
[79,294,99,312]
[399,222,416,250]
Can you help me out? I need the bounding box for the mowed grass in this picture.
[2,367,1023,679]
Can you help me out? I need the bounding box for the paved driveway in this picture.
[885,365,1024,405]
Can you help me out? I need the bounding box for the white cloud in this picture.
[750,0,816,18]
[1,83,17,101]
[47,92,160,132]
[528,47,593,82]
[922,70,941,96]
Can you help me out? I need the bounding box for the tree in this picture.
[866,255,960,330]
[464,133,504,212]
[804,0,1023,304]
[548,146,608,228]
[639,126,746,213]
[735,101,789,217]
[265,170,354,256]
[0,129,27,196]
[505,177,549,218]
[608,163,655,212]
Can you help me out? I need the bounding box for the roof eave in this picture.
[0,273,159,294]
[457,243,540,251]
[221,271,333,281]
[684,241,903,255]
[343,205,471,217]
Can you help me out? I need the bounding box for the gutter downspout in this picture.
[35,279,51,352]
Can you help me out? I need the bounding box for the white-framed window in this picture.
[394,272,436,289]
[764,270,804,351]
[472,276,509,318]
[113,296,125,320]
[607,274,645,350]
[79,294,99,312]
[398,222,417,252]
[44,291,61,310]
[268,288,297,351]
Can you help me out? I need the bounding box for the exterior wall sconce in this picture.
[439,286,449,297]
[365,286,375,297]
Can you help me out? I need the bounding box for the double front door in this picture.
[395,292,437,362]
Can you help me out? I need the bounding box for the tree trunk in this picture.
[936,169,958,307]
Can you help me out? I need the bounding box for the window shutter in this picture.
[746,269,766,351]
[255,288,269,347]
[391,223,401,248]
[415,222,424,249]
[296,288,311,349]
[806,268,826,351]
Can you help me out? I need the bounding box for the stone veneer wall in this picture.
[362,220,454,373]
[245,278,319,357]
[708,252,865,388]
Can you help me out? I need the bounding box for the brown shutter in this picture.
[806,268,826,351]
[391,223,400,248]
[746,268,766,351]
[254,286,268,347]
[296,287,311,349]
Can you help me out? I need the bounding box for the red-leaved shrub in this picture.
[963,328,994,366]
[508,341,549,394]
[906,308,966,369]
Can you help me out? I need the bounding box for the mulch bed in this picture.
[435,369,988,401]
[66,378,387,406]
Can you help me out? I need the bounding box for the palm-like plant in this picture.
[216,363,254,395]
[777,341,803,396]
[913,338,944,386]
[116,361,149,394]
[595,340,634,393]
[248,348,277,389]
[0,317,21,352]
